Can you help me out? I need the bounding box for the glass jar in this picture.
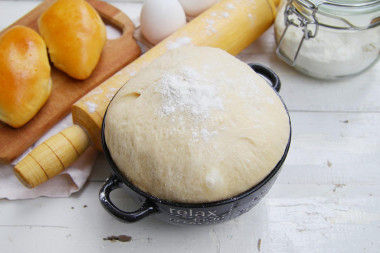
[274,0,380,79]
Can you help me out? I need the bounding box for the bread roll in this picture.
[105,46,290,203]
[0,25,51,128]
[38,0,106,80]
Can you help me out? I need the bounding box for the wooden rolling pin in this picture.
[14,0,278,188]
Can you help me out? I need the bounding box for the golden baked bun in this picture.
[0,25,52,128]
[38,0,106,80]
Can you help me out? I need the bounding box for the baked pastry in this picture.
[105,46,290,203]
[0,25,51,128]
[38,0,106,80]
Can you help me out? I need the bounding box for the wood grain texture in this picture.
[14,125,90,188]
[0,0,141,164]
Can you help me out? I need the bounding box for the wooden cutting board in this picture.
[0,0,141,164]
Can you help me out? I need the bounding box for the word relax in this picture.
[169,208,218,218]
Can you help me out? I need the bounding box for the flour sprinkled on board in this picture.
[205,18,217,34]
[226,3,236,9]
[85,101,98,113]
[221,12,230,18]
[88,88,103,96]
[166,37,192,50]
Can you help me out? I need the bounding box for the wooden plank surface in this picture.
[0,0,141,164]
[1,1,380,253]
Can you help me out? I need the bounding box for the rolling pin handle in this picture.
[14,125,90,188]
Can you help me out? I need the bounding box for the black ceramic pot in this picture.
[99,63,291,225]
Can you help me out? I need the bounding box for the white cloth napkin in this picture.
[0,114,98,200]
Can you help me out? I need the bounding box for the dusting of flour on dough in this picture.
[156,67,223,119]
[155,67,224,141]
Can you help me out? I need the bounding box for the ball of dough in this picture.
[105,46,290,203]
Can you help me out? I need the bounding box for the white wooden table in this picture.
[1,1,379,252]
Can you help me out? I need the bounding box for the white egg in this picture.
[140,0,186,45]
[178,0,218,17]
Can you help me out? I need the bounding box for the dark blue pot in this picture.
[99,63,291,225]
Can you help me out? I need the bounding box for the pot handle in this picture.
[99,174,157,222]
[248,63,281,92]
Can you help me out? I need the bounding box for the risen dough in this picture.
[105,46,290,203]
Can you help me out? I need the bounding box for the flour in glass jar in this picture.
[155,67,224,141]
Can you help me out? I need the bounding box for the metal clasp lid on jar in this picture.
[276,0,380,66]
